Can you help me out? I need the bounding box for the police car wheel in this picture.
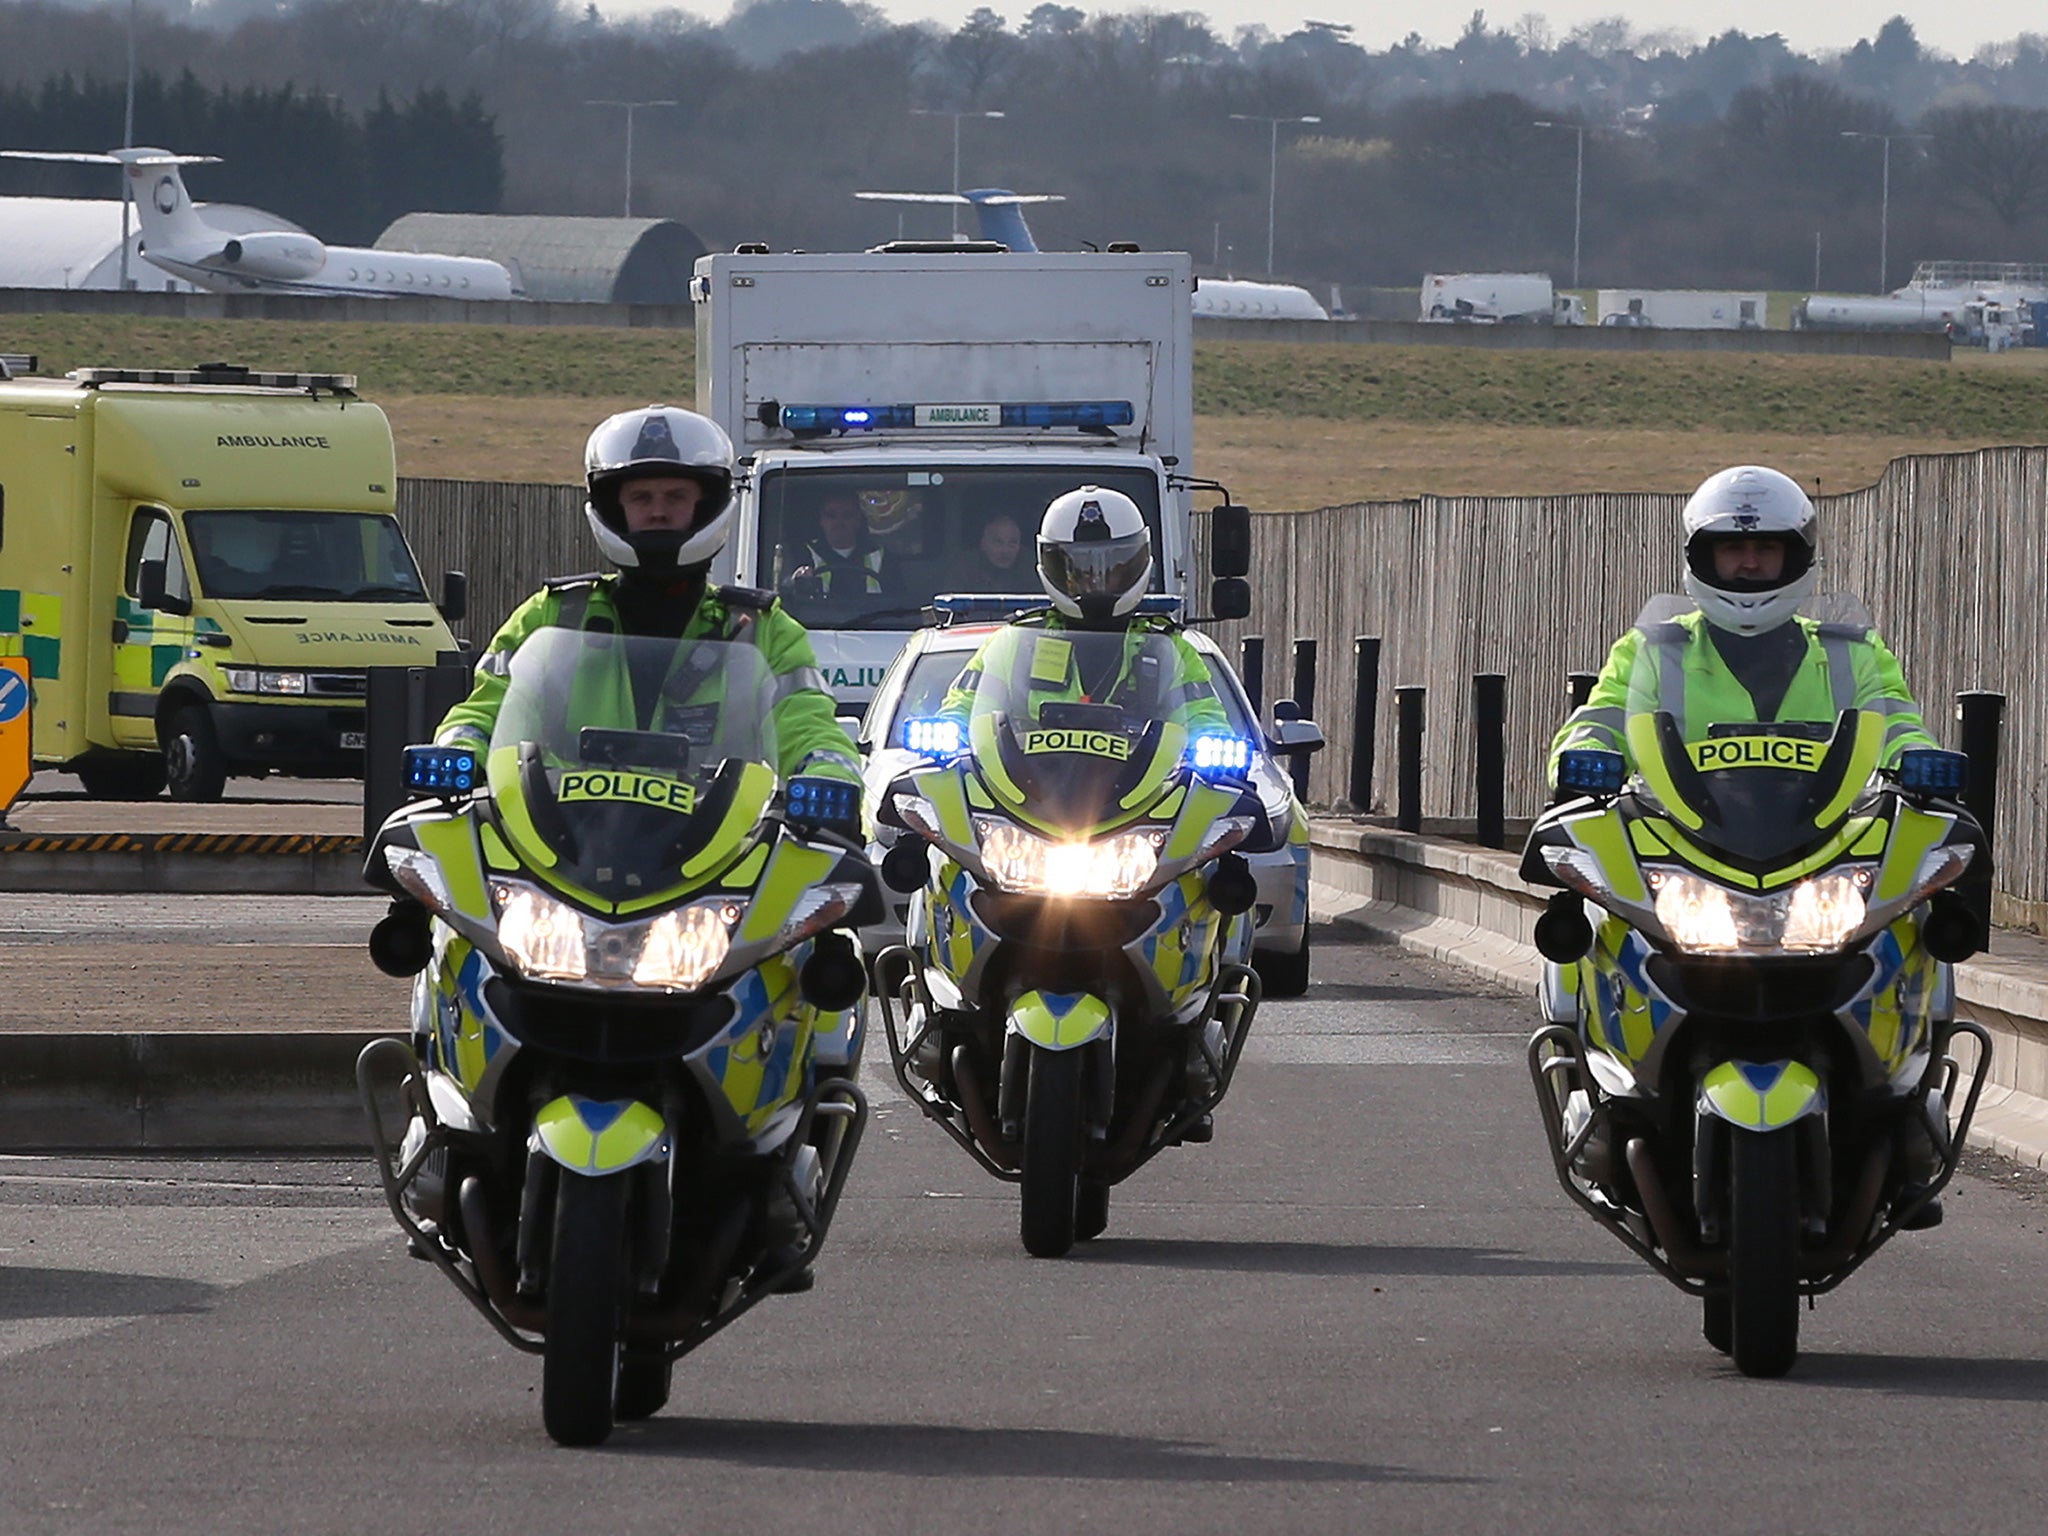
[1254,930,1311,999]
[164,705,228,803]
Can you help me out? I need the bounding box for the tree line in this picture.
[2,2,2047,292]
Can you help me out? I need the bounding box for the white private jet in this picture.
[1,146,518,299]
[855,186,1330,320]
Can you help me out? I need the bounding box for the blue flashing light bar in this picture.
[404,745,478,797]
[1896,748,1968,797]
[1188,733,1255,777]
[778,400,1135,433]
[902,716,966,759]
[786,774,861,834]
[1555,749,1627,797]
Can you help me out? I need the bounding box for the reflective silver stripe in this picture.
[1557,720,1625,752]
[436,725,488,750]
[477,649,512,678]
[1821,632,1856,716]
[795,750,860,777]
[1882,716,1929,747]
[1653,634,1687,738]
[775,665,829,700]
[1863,696,1919,717]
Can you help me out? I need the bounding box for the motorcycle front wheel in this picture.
[1020,1046,1083,1259]
[1727,1128,1801,1378]
[543,1172,629,1446]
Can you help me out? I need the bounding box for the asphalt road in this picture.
[2,930,2047,1533]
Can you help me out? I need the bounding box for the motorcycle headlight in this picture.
[633,903,735,990]
[494,884,590,979]
[1645,866,1875,955]
[974,816,1164,899]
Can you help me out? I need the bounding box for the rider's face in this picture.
[620,477,704,532]
[1712,536,1787,583]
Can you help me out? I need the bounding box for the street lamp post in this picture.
[1229,113,1321,277]
[1841,130,1928,293]
[1532,120,1584,290]
[120,0,136,290]
[586,99,679,219]
[910,109,1005,236]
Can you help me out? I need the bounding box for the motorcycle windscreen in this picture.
[1627,708,1883,865]
[486,627,779,899]
[965,627,1207,830]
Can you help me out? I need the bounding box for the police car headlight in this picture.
[493,883,588,979]
[974,816,1163,899]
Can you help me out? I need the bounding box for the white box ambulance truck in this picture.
[693,244,1207,705]
[0,362,462,800]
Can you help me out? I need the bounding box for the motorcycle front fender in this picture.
[1005,989,1112,1051]
[1696,1060,1826,1132]
[531,1095,670,1175]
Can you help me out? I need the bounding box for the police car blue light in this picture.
[903,717,965,759]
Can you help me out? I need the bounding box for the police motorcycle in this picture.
[871,623,1271,1258]
[356,626,880,1445]
[1523,596,1992,1378]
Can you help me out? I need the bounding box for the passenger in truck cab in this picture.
[966,512,1026,589]
[784,491,888,598]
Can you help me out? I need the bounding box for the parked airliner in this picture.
[2,147,517,299]
[854,187,1330,320]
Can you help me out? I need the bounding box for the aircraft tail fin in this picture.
[0,146,222,255]
[854,188,1065,251]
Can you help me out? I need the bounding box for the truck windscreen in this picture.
[755,466,1164,629]
[185,510,429,603]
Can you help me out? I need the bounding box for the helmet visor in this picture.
[1039,531,1150,600]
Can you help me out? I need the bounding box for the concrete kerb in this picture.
[1308,819,2048,1171]
[0,1032,391,1152]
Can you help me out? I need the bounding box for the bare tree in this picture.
[1924,103,2048,229]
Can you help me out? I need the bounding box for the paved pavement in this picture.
[2,931,2046,1533]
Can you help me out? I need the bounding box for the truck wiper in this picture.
[248,583,346,599]
[343,584,428,601]
[842,607,929,630]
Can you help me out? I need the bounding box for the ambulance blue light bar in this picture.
[777,400,1135,432]
[403,745,478,797]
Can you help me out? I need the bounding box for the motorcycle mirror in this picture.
[800,932,867,1011]
[881,839,929,894]
[1921,892,1983,963]
[1534,892,1594,964]
[1207,852,1258,916]
[369,900,433,977]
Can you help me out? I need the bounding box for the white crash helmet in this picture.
[583,406,736,572]
[1037,485,1153,621]
[1680,465,1817,635]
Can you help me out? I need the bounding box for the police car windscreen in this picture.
[758,466,1163,628]
[186,510,428,602]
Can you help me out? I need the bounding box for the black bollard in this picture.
[1473,673,1506,849]
[1288,639,1319,799]
[1567,671,1597,710]
[1395,685,1425,833]
[1349,636,1381,813]
[1241,635,1265,720]
[1956,690,2005,852]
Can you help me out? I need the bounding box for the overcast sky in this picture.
[671,2,2041,60]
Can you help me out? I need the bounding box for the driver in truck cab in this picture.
[434,405,859,790]
[783,491,889,599]
[941,485,1229,734]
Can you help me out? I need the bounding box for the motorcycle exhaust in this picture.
[953,1043,1020,1171]
[457,1176,546,1333]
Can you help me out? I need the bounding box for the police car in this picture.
[856,614,1318,996]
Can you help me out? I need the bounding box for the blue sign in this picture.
[0,668,27,725]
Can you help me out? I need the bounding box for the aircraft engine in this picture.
[214,233,328,280]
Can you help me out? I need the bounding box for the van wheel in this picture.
[76,757,167,800]
[163,705,228,802]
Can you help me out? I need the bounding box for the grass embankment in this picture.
[8,315,2047,504]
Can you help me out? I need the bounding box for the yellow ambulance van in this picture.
[0,362,463,800]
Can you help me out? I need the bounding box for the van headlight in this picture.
[1645,867,1873,955]
[223,668,308,695]
[974,817,1163,899]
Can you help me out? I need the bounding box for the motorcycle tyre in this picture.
[1702,1294,1732,1354]
[542,1172,629,1447]
[1075,1179,1110,1243]
[1020,1047,1083,1259]
[615,1351,673,1421]
[1728,1128,1801,1378]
